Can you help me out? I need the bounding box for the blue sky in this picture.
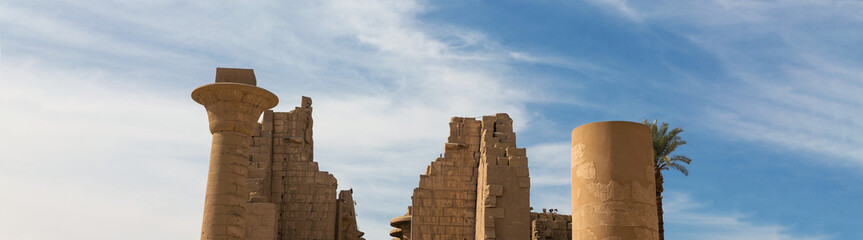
[1,0,861,239]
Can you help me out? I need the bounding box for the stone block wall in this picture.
[475,114,530,240]
[530,212,571,240]
[249,110,275,203]
[336,190,365,240]
[246,203,279,240]
[404,114,531,240]
[244,96,360,240]
[410,117,481,240]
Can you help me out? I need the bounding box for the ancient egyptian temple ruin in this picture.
[192,68,659,240]
[386,119,658,240]
[192,68,363,240]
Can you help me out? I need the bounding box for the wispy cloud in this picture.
[684,1,863,168]
[523,141,828,239]
[583,0,863,167]
[524,142,573,215]
[584,0,643,23]
[0,1,559,239]
[527,142,572,187]
[0,62,210,239]
[664,191,831,240]
[3,0,858,239]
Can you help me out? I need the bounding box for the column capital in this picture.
[192,82,278,136]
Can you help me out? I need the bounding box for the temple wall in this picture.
[244,97,356,240]
[245,203,279,240]
[249,110,274,203]
[336,190,365,240]
[530,212,571,240]
[475,114,530,240]
[405,114,532,240]
[410,117,481,240]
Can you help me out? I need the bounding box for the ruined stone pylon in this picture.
[192,68,278,240]
[571,121,658,240]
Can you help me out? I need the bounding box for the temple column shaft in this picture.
[571,121,658,240]
[193,68,278,240]
[201,131,252,239]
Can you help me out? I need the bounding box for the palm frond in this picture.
[670,155,692,165]
[643,119,690,240]
[667,162,689,176]
[643,119,692,176]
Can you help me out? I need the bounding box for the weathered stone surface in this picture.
[195,68,362,240]
[246,203,278,240]
[476,114,531,240]
[196,68,662,240]
[393,113,530,240]
[254,99,339,240]
[410,117,480,240]
[531,212,571,240]
[193,68,278,240]
[337,190,365,240]
[571,121,658,240]
[215,68,257,85]
[390,209,412,240]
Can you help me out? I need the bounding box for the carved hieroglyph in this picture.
[571,121,658,240]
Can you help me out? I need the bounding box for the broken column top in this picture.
[215,67,256,85]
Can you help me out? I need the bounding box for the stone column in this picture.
[192,68,279,240]
[389,211,411,240]
[570,121,658,240]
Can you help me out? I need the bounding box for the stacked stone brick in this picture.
[475,114,531,240]
[336,190,364,240]
[196,68,658,240]
[247,97,361,240]
[245,203,279,240]
[192,68,279,240]
[411,117,482,240]
[402,113,531,240]
[530,212,571,240]
[193,68,363,240]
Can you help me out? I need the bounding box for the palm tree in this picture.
[643,119,692,240]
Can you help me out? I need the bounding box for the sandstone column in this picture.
[571,121,658,240]
[389,210,411,240]
[192,68,279,240]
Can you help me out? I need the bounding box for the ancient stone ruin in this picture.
[389,120,659,240]
[192,68,658,240]
[570,122,658,239]
[389,114,532,240]
[530,211,571,240]
[193,68,363,240]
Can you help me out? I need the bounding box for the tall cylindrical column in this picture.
[192,68,278,240]
[571,121,658,240]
